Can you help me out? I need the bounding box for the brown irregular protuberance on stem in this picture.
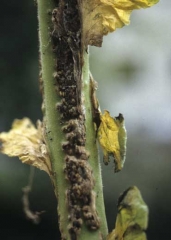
[51,0,100,238]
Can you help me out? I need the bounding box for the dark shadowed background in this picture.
[0,1,171,239]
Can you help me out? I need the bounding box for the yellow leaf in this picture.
[107,186,148,240]
[98,110,127,172]
[0,118,52,177]
[80,0,159,46]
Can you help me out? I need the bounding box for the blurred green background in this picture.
[0,1,171,239]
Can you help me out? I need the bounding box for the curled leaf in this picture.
[97,110,127,172]
[80,0,159,47]
[107,186,148,240]
[90,73,101,130]
[0,118,52,176]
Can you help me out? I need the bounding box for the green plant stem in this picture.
[37,0,108,239]
[83,51,108,238]
[38,1,70,239]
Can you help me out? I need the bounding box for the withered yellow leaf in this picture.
[80,0,159,46]
[0,118,52,176]
[98,110,127,172]
[107,186,148,240]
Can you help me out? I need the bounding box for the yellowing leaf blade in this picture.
[0,118,52,177]
[80,0,159,46]
[107,186,148,240]
[97,110,127,172]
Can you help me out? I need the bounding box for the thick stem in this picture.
[37,0,108,239]
[38,1,70,239]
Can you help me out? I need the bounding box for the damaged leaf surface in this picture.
[98,110,127,172]
[107,186,148,240]
[81,0,159,46]
[0,118,52,176]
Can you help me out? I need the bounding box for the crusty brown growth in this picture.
[51,0,100,238]
[82,191,100,230]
